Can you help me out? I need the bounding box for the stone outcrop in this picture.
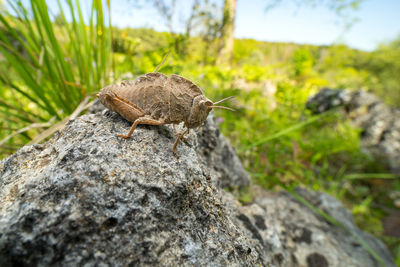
[0,109,396,266]
[307,88,400,175]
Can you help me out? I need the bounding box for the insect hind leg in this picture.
[105,93,146,122]
[117,116,165,139]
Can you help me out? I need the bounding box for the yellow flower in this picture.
[122,32,127,38]
[98,29,102,36]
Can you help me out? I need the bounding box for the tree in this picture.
[150,0,177,34]
[146,0,207,57]
[216,0,363,66]
[216,0,237,65]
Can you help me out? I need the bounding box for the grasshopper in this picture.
[97,72,233,155]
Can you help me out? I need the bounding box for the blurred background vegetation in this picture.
[0,0,399,264]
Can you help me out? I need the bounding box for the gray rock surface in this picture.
[0,110,396,266]
[237,186,396,267]
[195,114,250,189]
[307,88,400,174]
[0,112,261,266]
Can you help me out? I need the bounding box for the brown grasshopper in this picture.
[97,72,233,155]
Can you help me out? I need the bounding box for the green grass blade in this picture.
[0,52,57,115]
[0,0,112,154]
[343,173,398,180]
[240,112,329,152]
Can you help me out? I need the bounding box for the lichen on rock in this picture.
[0,109,396,266]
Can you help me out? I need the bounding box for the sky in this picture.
[45,0,400,51]
[234,0,400,51]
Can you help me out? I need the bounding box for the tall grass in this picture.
[0,0,112,157]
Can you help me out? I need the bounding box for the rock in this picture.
[306,88,352,114]
[0,111,396,266]
[195,115,250,189]
[234,186,396,267]
[0,112,262,266]
[307,88,400,175]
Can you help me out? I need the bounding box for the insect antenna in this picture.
[213,96,234,105]
[154,50,171,72]
[209,106,235,111]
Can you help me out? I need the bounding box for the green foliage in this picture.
[0,0,112,155]
[233,39,263,65]
[361,35,400,106]
[292,48,314,77]
[240,64,273,82]
[112,27,169,54]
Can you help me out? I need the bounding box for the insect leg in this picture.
[117,116,165,139]
[172,128,190,155]
[112,95,146,122]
